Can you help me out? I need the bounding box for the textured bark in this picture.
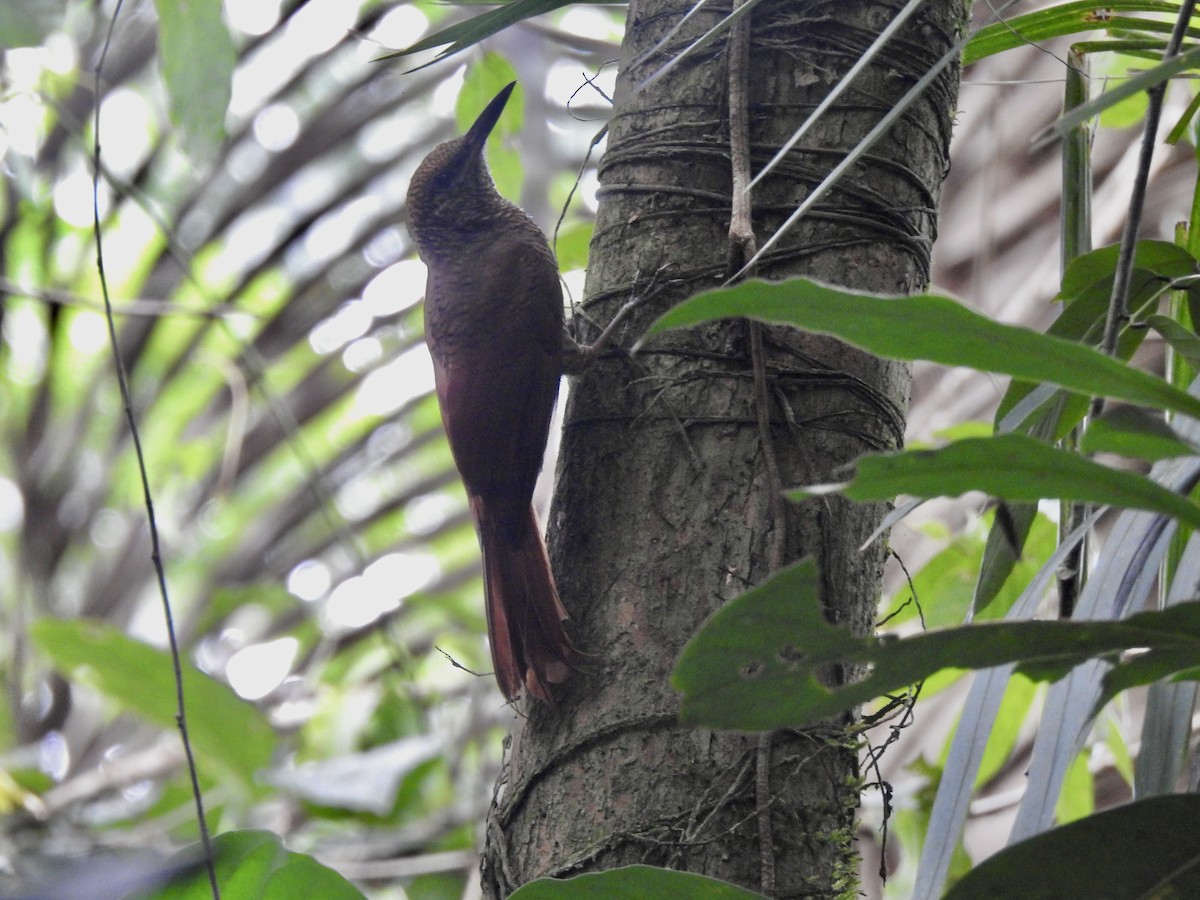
[483,0,968,896]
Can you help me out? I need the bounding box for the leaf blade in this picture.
[645,278,1200,422]
[31,619,275,793]
[673,559,1200,731]
[153,0,235,164]
[792,433,1200,531]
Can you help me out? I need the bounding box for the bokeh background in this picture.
[0,1,1193,896]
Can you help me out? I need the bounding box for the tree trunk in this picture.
[483,0,968,895]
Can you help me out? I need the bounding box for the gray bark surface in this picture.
[483,1,968,895]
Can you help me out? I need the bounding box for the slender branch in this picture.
[725,1,784,573]
[1059,50,1093,619]
[1095,0,1197,370]
[726,2,779,892]
[42,735,185,815]
[92,4,219,897]
[0,278,254,318]
[1079,2,1195,630]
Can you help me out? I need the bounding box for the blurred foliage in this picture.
[6,0,1200,898]
[0,0,618,895]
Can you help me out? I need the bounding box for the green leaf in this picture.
[0,0,65,48]
[995,241,1195,433]
[380,0,602,70]
[1035,44,1200,149]
[1095,647,1200,713]
[153,0,235,164]
[460,55,523,201]
[672,559,1200,731]
[510,865,765,899]
[1107,715,1135,785]
[1080,406,1197,461]
[975,504,1059,620]
[409,871,469,900]
[1167,85,1200,144]
[972,502,1038,617]
[554,220,594,271]
[972,411,1062,616]
[152,830,364,899]
[1146,312,1200,370]
[457,54,521,134]
[1098,77,1149,130]
[1060,240,1197,300]
[31,619,275,793]
[943,795,1200,900]
[1055,750,1094,825]
[883,510,1055,629]
[975,674,1039,788]
[963,1,1186,65]
[644,278,1200,422]
[790,433,1200,532]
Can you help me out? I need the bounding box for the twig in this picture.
[92,4,219,897]
[42,735,185,815]
[726,2,778,893]
[1094,0,1197,372]
[1078,3,1193,627]
[0,278,254,318]
[436,645,488,678]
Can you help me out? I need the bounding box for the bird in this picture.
[406,82,579,703]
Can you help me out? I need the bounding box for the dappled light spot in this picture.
[227,638,299,701]
[355,344,434,416]
[343,336,382,372]
[39,731,69,781]
[287,559,331,602]
[310,299,371,355]
[362,259,425,317]
[321,551,439,632]
[371,5,429,54]
[406,493,458,536]
[224,0,282,37]
[253,103,300,152]
[0,478,24,532]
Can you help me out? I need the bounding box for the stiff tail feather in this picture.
[471,497,579,702]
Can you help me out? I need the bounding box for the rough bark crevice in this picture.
[483,1,968,896]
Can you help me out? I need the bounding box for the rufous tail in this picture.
[471,497,579,703]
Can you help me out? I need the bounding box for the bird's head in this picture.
[406,82,516,258]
